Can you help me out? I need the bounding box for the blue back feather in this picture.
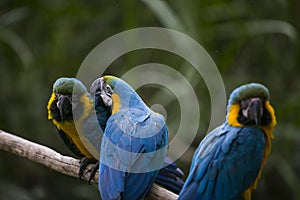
[99,109,168,200]
[178,123,265,200]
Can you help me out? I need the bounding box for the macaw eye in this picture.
[103,83,113,96]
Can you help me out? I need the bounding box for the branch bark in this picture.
[0,129,178,200]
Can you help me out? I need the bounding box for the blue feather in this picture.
[99,111,168,199]
[97,76,168,200]
[178,124,266,200]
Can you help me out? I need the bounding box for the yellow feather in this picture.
[112,93,121,114]
[79,94,94,120]
[47,93,57,120]
[227,104,243,127]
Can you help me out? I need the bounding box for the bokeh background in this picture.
[0,0,299,199]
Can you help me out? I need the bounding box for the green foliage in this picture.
[0,0,299,199]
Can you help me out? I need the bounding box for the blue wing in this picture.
[178,124,265,200]
[99,108,168,200]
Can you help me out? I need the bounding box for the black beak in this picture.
[247,99,263,125]
[90,78,113,107]
[57,94,72,121]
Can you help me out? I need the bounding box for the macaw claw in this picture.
[79,157,98,183]
[86,162,99,184]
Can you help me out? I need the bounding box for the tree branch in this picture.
[0,129,178,200]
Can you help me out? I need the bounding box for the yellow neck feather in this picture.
[112,93,121,114]
[227,104,243,127]
[79,94,94,120]
[47,93,57,120]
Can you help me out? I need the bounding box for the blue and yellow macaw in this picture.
[47,77,184,193]
[90,75,184,194]
[47,78,102,182]
[178,83,277,200]
[90,75,169,200]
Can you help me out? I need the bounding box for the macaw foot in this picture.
[86,162,99,184]
[79,157,98,183]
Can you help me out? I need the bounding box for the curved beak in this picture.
[56,94,72,121]
[247,98,263,125]
[90,77,113,107]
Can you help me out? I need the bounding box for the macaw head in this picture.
[226,83,276,128]
[47,77,92,122]
[89,76,114,108]
[90,75,149,114]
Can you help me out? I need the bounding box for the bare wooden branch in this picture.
[0,129,178,200]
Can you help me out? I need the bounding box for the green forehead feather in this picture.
[103,75,118,88]
[229,83,270,105]
[53,77,87,95]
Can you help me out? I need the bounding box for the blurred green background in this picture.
[0,0,299,199]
